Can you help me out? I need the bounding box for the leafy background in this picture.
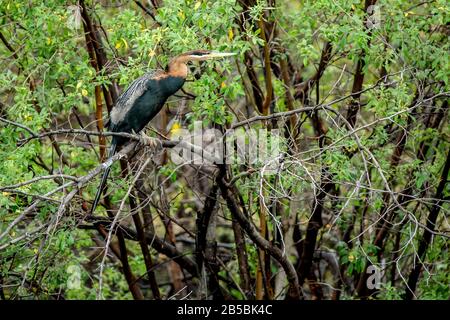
[0,0,448,300]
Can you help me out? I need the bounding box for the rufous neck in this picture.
[168,57,188,78]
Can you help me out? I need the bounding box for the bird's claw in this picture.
[140,132,160,149]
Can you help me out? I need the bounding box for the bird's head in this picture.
[179,49,237,62]
[168,50,236,78]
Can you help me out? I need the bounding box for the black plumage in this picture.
[109,71,185,145]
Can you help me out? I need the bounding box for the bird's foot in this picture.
[140,132,160,150]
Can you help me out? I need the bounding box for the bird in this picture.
[90,50,236,214]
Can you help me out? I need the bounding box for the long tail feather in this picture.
[90,140,117,214]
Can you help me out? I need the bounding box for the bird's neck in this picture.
[167,58,188,79]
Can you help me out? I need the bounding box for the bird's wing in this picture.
[110,69,165,124]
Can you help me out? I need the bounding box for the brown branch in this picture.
[217,166,302,299]
[95,86,106,161]
[258,18,274,116]
[345,0,378,127]
[0,31,19,60]
[404,138,450,299]
[114,227,144,300]
[80,0,108,162]
[0,117,37,137]
[195,180,223,297]
[231,218,252,298]
[279,55,297,131]
[192,119,223,299]
[123,161,161,299]
[294,41,333,102]
[85,219,199,276]
[297,169,334,285]
[80,0,118,111]
[130,199,161,299]
[356,98,449,298]
[236,0,264,112]
[133,0,160,25]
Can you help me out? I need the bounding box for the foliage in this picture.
[0,0,448,300]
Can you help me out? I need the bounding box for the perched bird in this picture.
[91,50,236,214]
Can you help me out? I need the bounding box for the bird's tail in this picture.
[90,140,117,215]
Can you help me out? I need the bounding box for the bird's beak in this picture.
[205,51,237,59]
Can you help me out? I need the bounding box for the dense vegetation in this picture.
[0,0,448,300]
